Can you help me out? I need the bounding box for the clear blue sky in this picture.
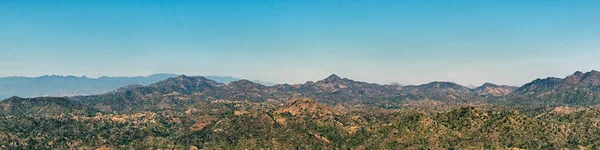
[1,0,599,86]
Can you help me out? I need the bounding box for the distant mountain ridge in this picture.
[0,74,275,99]
[69,73,521,112]
[6,70,600,112]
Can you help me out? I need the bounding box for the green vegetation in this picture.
[3,98,600,149]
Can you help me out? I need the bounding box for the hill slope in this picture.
[510,70,600,105]
[0,96,97,116]
[0,74,275,99]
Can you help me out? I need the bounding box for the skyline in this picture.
[1,70,598,87]
[1,0,599,86]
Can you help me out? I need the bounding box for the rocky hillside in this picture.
[0,96,97,116]
[472,83,518,97]
[71,75,225,112]
[275,98,334,118]
[3,97,600,149]
[402,81,475,102]
[510,70,600,105]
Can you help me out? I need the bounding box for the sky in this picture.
[1,0,599,86]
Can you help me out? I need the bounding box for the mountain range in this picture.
[0,73,275,99]
[4,71,600,110]
[53,70,597,112]
[510,70,600,105]
[3,70,600,149]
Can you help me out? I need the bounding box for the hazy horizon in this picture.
[2,70,599,87]
[2,0,599,86]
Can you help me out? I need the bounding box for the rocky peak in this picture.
[558,70,600,86]
[473,83,517,96]
[155,75,223,87]
[580,70,600,86]
[564,71,585,84]
[227,79,266,89]
[175,75,189,80]
[7,96,21,100]
[313,74,357,91]
[229,79,257,85]
[322,74,343,82]
[584,70,600,77]
[526,77,562,87]
[514,77,559,94]
[2,96,24,103]
[514,71,600,95]
[480,83,498,88]
[147,75,225,94]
